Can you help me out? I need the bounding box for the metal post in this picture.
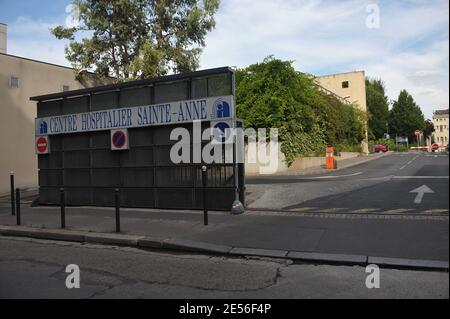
[60,188,65,229]
[10,172,15,216]
[15,188,20,225]
[201,166,208,226]
[115,188,120,233]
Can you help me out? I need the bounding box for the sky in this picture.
[0,0,448,119]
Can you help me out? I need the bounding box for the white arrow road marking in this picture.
[410,185,434,204]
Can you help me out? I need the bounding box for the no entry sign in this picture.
[431,143,439,151]
[35,136,50,154]
[111,129,129,151]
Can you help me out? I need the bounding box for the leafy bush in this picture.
[235,56,366,165]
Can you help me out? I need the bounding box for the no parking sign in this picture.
[111,129,129,151]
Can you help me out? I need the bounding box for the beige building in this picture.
[432,109,449,148]
[0,24,96,194]
[0,23,6,54]
[315,71,369,154]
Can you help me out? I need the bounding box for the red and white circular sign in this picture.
[431,143,439,151]
[36,136,50,154]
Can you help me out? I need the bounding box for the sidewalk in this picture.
[0,203,448,270]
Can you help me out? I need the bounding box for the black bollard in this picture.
[115,188,120,233]
[15,188,20,225]
[10,172,15,216]
[202,166,208,226]
[60,188,65,229]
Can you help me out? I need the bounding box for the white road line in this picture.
[399,154,420,170]
[307,172,363,179]
[393,176,449,179]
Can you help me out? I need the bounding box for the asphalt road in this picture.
[246,152,449,213]
[0,236,448,299]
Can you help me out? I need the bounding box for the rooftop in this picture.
[433,109,449,116]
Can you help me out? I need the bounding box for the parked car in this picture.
[374,144,389,153]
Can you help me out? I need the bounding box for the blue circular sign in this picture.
[213,122,231,143]
[112,130,126,148]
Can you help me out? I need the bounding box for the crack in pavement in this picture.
[0,237,288,294]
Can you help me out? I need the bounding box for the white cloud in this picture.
[65,4,81,28]
[7,16,71,67]
[200,0,449,118]
[4,1,448,118]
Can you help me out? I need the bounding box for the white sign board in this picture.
[35,95,234,136]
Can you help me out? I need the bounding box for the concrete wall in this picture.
[244,143,360,175]
[315,71,369,154]
[0,53,86,194]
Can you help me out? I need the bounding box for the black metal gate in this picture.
[32,67,244,210]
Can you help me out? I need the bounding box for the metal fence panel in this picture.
[91,92,118,111]
[35,68,240,210]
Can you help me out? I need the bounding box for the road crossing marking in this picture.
[422,209,449,214]
[315,208,348,213]
[285,207,318,212]
[248,208,449,220]
[349,208,380,213]
[280,207,449,215]
[382,208,416,214]
[393,176,449,179]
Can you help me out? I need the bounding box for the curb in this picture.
[0,225,448,271]
[287,251,367,265]
[368,256,449,271]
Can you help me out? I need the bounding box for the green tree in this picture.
[235,56,366,164]
[423,119,435,141]
[52,0,220,81]
[365,78,389,139]
[389,90,426,140]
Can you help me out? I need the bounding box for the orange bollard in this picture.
[326,147,335,169]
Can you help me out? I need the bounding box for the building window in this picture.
[9,76,19,88]
[63,85,70,92]
[342,81,349,88]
